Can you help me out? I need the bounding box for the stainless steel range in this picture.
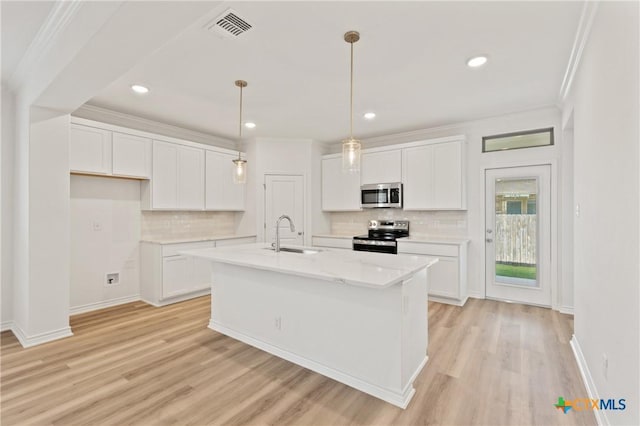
[352,220,409,254]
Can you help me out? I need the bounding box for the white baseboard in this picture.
[570,335,606,426]
[69,294,141,315]
[559,305,574,315]
[12,322,73,348]
[466,291,485,300]
[210,320,427,409]
[428,295,468,307]
[142,288,211,307]
[1,320,14,332]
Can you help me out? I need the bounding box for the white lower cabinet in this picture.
[162,255,195,298]
[141,237,256,306]
[398,240,468,306]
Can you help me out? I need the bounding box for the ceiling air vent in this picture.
[206,9,253,39]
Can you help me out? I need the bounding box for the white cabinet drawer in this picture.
[397,242,459,257]
[162,241,214,257]
[312,237,352,249]
[215,237,256,247]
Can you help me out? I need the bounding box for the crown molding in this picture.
[7,0,84,92]
[325,104,559,151]
[74,104,236,149]
[558,1,600,104]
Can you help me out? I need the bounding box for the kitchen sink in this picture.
[264,247,321,255]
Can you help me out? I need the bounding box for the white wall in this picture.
[564,3,639,425]
[238,138,327,245]
[70,175,141,313]
[24,108,71,339]
[1,86,15,328]
[325,106,566,307]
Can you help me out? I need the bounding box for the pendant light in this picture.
[342,30,361,174]
[232,79,248,184]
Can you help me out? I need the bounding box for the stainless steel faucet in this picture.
[275,215,296,252]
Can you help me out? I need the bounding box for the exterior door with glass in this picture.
[485,165,551,306]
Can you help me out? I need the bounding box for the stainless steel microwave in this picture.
[360,183,403,208]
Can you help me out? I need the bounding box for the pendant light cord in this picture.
[239,84,243,139]
[238,83,243,160]
[349,39,354,140]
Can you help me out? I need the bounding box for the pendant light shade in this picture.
[233,80,248,184]
[342,30,361,174]
[232,156,247,184]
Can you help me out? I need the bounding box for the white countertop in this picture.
[312,234,470,245]
[400,236,470,245]
[181,243,437,289]
[140,234,256,245]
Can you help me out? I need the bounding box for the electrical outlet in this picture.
[274,316,282,331]
[602,353,608,380]
[106,273,120,286]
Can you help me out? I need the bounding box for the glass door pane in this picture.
[494,178,538,288]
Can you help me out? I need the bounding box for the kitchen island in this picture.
[181,243,437,408]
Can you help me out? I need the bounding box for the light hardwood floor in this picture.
[1,297,595,425]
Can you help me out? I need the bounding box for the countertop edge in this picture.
[141,234,257,245]
[180,245,438,289]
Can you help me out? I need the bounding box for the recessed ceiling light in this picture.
[466,56,488,68]
[363,112,376,120]
[244,122,256,129]
[131,84,150,94]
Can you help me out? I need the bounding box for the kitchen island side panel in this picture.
[208,262,428,405]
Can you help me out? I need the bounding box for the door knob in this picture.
[298,232,303,236]
[486,238,493,243]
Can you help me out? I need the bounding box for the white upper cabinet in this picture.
[151,141,179,209]
[205,150,245,211]
[361,149,402,184]
[402,139,466,210]
[432,141,463,209]
[177,145,205,210]
[69,124,112,175]
[322,156,361,211]
[150,140,204,210]
[112,132,151,178]
[402,145,434,208]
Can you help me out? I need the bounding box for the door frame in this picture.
[262,173,307,245]
[479,159,559,310]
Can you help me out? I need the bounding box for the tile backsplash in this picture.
[141,211,236,240]
[329,210,467,238]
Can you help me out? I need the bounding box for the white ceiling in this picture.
[84,2,581,142]
[1,1,54,84]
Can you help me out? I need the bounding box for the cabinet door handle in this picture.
[486,238,493,243]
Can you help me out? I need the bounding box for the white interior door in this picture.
[485,165,551,306]
[265,174,304,246]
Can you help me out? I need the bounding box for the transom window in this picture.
[482,127,554,153]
